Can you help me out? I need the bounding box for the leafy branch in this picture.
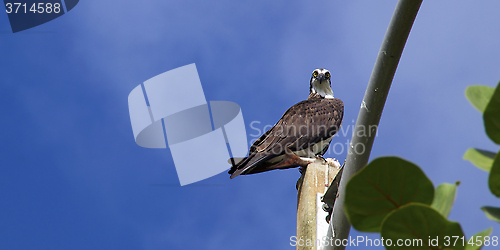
[463,83,500,220]
[339,81,500,250]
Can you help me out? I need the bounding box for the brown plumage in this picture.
[229,69,344,179]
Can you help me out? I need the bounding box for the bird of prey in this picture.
[229,69,344,179]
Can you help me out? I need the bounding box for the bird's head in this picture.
[309,68,334,99]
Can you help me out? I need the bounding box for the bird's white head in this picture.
[309,68,334,99]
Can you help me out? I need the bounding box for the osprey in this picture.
[228,69,344,179]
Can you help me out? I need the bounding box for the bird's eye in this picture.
[313,71,318,77]
[325,72,330,78]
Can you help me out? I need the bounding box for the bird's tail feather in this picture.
[229,154,274,179]
[227,157,247,175]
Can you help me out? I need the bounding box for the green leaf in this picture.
[481,206,500,223]
[488,153,500,197]
[465,85,494,113]
[484,82,500,144]
[431,182,459,218]
[465,227,492,250]
[463,148,496,172]
[344,156,434,232]
[381,203,465,250]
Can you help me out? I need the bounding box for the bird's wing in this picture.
[229,98,343,178]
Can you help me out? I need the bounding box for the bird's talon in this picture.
[315,155,326,162]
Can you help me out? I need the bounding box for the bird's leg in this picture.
[272,147,311,170]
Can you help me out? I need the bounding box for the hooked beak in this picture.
[316,73,326,82]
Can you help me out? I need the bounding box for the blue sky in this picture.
[1,1,500,249]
